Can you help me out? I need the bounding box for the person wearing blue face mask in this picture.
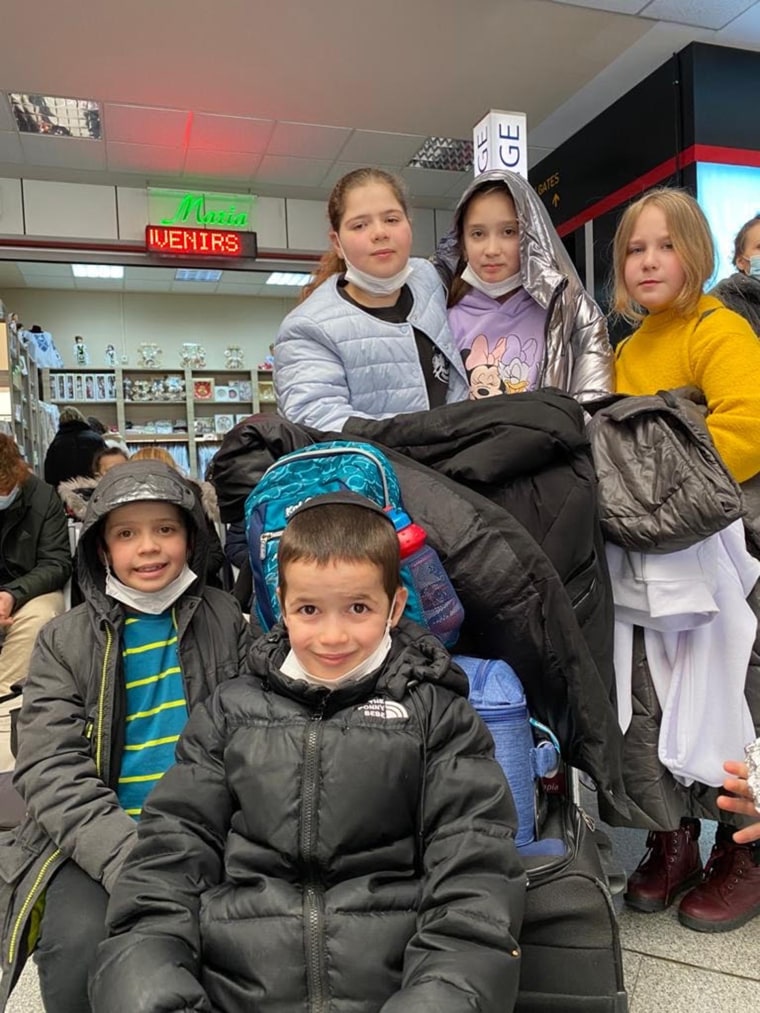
[711,213,760,336]
[0,434,71,698]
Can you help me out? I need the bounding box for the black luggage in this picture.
[517,795,628,1011]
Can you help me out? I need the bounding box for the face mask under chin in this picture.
[461,262,523,299]
[104,562,198,614]
[338,244,414,297]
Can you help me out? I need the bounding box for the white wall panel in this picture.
[255,196,287,249]
[434,208,454,246]
[116,187,149,241]
[286,199,328,252]
[411,207,435,258]
[23,181,118,239]
[0,178,24,235]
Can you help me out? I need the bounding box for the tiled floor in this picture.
[5,799,760,1012]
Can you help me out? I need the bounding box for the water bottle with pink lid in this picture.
[387,507,464,648]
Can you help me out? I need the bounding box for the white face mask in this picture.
[104,562,198,615]
[280,599,396,689]
[748,255,760,279]
[461,261,523,299]
[0,486,20,511]
[338,243,414,297]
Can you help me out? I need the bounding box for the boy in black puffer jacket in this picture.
[91,491,526,1013]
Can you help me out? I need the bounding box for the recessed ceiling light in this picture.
[266,272,313,286]
[175,269,223,282]
[9,93,102,139]
[71,264,124,279]
[408,137,473,172]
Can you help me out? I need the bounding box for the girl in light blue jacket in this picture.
[274,168,468,433]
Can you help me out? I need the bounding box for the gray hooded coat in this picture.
[433,169,614,401]
[0,461,250,1009]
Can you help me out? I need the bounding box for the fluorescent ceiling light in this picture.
[9,93,102,139]
[71,264,124,279]
[175,269,223,282]
[266,272,312,286]
[408,137,473,172]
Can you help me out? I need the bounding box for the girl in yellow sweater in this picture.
[612,188,760,933]
[614,188,760,484]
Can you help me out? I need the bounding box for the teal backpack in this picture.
[244,441,427,632]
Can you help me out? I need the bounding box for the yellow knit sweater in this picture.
[615,294,760,483]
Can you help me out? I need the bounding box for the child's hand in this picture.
[717,760,760,844]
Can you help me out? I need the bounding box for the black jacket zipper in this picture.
[301,698,329,1013]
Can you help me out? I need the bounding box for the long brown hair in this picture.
[301,168,411,301]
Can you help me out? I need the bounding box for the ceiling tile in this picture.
[19,277,75,290]
[18,261,78,279]
[0,262,25,286]
[0,131,23,163]
[182,148,260,179]
[124,279,176,292]
[267,122,351,160]
[106,141,184,174]
[337,130,427,166]
[255,155,333,188]
[125,266,176,281]
[400,167,467,199]
[189,113,274,153]
[550,0,646,12]
[74,277,124,290]
[19,134,107,170]
[443,170,474,198]
[320,161,404,191]
[171,280,220,293]
[104,104,190,146]
[642,0,756,30]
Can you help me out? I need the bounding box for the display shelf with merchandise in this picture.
[4,320,51,471]
[257,368,277,412]
[41,365,262,477]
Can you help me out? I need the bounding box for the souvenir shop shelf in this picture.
[3,319,52,471]
[42,365,264,478]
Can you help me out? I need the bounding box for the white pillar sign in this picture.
[473,110,528,179]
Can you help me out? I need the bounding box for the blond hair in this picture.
[612,188,716,324]
[130,446,179,470]
[301,168,411,301]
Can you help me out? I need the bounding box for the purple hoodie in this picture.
[448,287,547,400]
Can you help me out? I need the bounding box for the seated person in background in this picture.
[710,214,760,336]
[433,168,614,401]
[90,491,525,1013]
[57,446,130,522]
[94,445,129,477]
[275,167,468,432]
[0,434,70,696]
[0,460,250,1013]
[43,406,105,488]
[130,447,225,588]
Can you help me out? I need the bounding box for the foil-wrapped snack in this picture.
[745,738,760,812]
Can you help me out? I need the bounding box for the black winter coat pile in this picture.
[90,622,526,1013]
[208,393,626,812]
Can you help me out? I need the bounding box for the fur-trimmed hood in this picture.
[57,475,99,520]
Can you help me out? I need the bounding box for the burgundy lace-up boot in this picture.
[624,820,703,913]
[678,825,760,932]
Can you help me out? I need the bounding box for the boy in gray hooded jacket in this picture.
[0,460,250,1013]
